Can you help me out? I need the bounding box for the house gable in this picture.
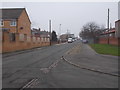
[17,9,31,36]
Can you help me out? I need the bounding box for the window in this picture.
[24,34,27,41]
[19,34,24,41]
[10,20,16,26]
[0,31,2,42]
[9,33,16,42]
[109,33,112,37]
[0,20,4,26]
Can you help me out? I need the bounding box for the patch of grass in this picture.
[89,44,120,56]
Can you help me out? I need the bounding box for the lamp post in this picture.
[107,8,110,44]
[49,20,52,45]
[59,24,61,43]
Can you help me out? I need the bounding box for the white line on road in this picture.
[55,43,66,46]
[21,59,62,89]
[20,78,39,89]
[40,59,61,74]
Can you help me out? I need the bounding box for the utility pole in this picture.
[107,8,110,44]
[110,23,112,29]
[49,20,52,45]
[58,24,61,43]
[59,24,61,39]
[67,29,69,39]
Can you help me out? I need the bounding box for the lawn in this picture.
[89,44,120,56]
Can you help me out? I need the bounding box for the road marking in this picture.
[62,56,120,77]
[20,60,61,89]
[40,60,61,74]
[20,78,39,89]
[40,68,50,73]
[55,43,66,46]
[37,48,41,49]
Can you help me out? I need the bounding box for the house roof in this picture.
[115,19,120,23]
[101,28,116,35]
[0,8,25,19]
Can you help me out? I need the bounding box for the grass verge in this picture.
[89,44,120,56]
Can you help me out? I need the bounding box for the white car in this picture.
[68,38,73,43]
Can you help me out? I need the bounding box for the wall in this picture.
[0,31,2,53]
[17,10,31,36]
[99,37,120,46]
[2,32,50,53]
[1,9,31,36]
[1,20,17,33]
[115,20,120,38]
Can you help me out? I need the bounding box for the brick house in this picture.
[100,28,116,38]
[0,8,31,42]
[99,27,119,46]
[0,8,50,53]
[31,28,50,38]
[0,8,32,52]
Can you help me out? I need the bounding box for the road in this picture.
[2,41,118,89]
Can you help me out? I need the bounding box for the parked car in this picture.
[72,39,75,42]
[82,39,88,43]
[68,38,73,43]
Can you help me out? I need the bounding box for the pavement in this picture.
[2,41,118,89]
[64,42,119,76]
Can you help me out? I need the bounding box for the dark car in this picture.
[82,39,88,44]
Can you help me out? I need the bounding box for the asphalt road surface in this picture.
[2,41,118,89]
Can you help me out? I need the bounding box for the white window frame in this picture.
[10,20,16,26]
[0,19,4,26]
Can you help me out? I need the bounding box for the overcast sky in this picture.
[2,2,118,37]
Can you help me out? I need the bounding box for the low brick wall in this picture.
[0,43,2,53]
[99,37,120,46]
[2,32,50,53]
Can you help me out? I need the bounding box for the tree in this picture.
[52,31,57,42]
[79,22,104,43]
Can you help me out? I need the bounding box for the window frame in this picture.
[0,19,4,26]
[9,33,16,42]
[10,20,17,26]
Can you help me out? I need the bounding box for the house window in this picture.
[109,33,112,37]
[0,20,4,26]
[10,20,16,26]
[24,34,27,41]
[9,33,16,42]
[19,34,24,41]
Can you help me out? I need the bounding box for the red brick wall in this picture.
[99,38,108,44]
[2,32,50,53]
[99,37,119,46]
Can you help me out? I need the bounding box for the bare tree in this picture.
[79,22,103,43]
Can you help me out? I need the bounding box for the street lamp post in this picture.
[59,24,61,43]
[107,8,110,44]
[49,20,52,45]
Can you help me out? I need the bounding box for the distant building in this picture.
[60,33,75,42]
[100,28,116,38]
[31,28,50,38]
[67,34,75,39]
[115,20,120,38]
[60,34,68,42]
